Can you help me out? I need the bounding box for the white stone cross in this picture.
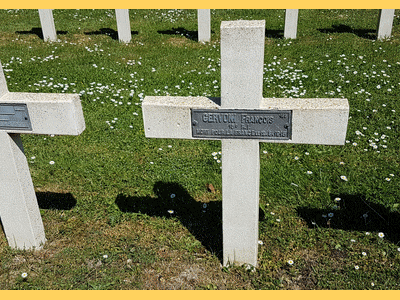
[198,9,211,42]
[284,9,299,39]
[38,9,57,42]
[377,9,395,40]
[142,20,349,267]
[0,62,85,250]
[115,9,132,43]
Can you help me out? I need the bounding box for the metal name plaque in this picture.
[0,103,32,131]
[192,109,292,140]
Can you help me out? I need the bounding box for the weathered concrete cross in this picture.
[142,20,349,267]
[38,9,57,42]
[377,9,395,40]
[115,9,132,43]
[284,9,299,39]
[198,9,211,42]
[0,62,85,249]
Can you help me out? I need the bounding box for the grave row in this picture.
[38,9,211,43]
[1,19,350,268]
[283,9,395,40]
[37,9,396,44]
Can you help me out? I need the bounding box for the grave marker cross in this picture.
[0,62,85,250]
[115,9,132,43]
[284,9,299,39]
[198,9,211,42]
[38,9,57,42]
[142,20,349,267]
[377,9,395,40]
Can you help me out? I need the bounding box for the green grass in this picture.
[0,9,400,289]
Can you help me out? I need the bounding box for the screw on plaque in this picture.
[284,124,289,129]
[192,120,198,126]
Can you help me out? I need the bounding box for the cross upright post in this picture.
[284,9,299,39]
[38,9,57,42]
[0,62,85,250]
[142,20,349,267]
[115,9,132,43]
[198,9,211,42]
[220,20,265,267]
[377,9,395,40]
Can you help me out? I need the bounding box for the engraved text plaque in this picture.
[191,109,292,140]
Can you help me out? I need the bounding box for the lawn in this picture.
[0,9,399,289]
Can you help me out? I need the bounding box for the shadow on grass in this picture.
[37,192,77,210]
[297,194,400,244]
[84,28,139,40]
[116,181,267,263]
[317,24,376,40]
[115,181,223,261]
[265,29,284,39]
[15,28,68,40]
[157,28,200,42]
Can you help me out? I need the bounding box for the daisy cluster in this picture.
[350,232,389,275]
[347,127,393,153]
[263,47,400,101]
[211,151,221,164]
[3,52,221,135]
[69,9,115,22]
[148,9,194,23]
[5,9,21,13]
[264,56,308,98]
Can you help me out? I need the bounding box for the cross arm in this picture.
[142,96,349,145]
[143,96,219,140]
[1,92,85,135]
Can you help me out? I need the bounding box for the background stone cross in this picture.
[142,20,349,267]
[38,9,57,42]
[0,62,85,250]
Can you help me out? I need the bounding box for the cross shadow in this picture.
[317,24,376,40]
[296,194,400,244]
[116,181,267,263]
[15,28,68,40]
[116,181,223,261]
[157,28,200,42]
[265,29,284,39]
[36,191,77,210]
[84,28,139,41]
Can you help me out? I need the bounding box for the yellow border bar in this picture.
[1,0,399,9]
